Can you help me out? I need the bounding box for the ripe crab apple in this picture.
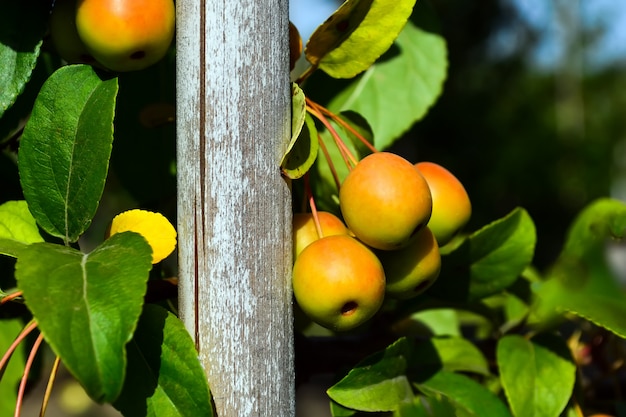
[415,162,471,246]
[292,235,386,332]
[49,0,97,65]
[340,152,432,250]
[289,21,303,71]
[292,211,350,258]
[75,0,175,72]
[377,227,441,299]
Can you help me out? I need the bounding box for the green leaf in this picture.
[0,319,26,416]
[281,113,319,179]
[113,304,213,417]
[394,395,456,417]
[0,1,49,116]
[0,238,27,258]
[416,370,512,417]
[15,232,152,403]
[305,0,417,79]
[411,336,490,376]
[0,200,43,244]
[410,308,460,336]
[496,333,576,417]
[18,65,118,244]
[327,19,447,149]
[327,337,414,412]
[532,198,626,338]
[428,208,536,303]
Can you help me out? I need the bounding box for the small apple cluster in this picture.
[292,152,471,332]
[48,0,175,72]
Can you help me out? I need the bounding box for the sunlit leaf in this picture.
[0,200,43,244]
[428,208,536,302]
[497,333,575,417]
[15,232,152,403]
[18,65,118,244]
[306,0,417,79]
[113,304,213,417]
[327,338,414,412]
[327,19,447,149]
[416,370,512,417]
[532,198,626,338]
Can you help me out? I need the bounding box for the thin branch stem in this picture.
[304,174,323,239]
[15,331,44,417]
[317,133,342,190]
[39,355,61,417]
[0,320,37,377]
[1,291,24,306]
[306,100,358,169]
[314,102,378,154]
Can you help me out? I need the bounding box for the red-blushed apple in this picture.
[76,0,175,72]
[340,152,432,250]
[377,227,441,299]
[292,211,350,258]
[415,161,471,246]
[292,235,386,332]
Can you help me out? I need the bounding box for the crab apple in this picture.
[415,162,471,246]
[49,0,98,65]
[75,0,175,72]
[292,235,386,332]
[292,211,350,258]
[377,227,441,299]
[289,21,303,71]
[339,152,432,250]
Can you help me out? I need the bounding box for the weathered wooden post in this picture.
[176,0,295,416]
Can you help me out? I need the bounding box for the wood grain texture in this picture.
[176,0,295,416]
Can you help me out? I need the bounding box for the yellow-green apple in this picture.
[377,227,441,299]
[340,152,432,250]
[415,162,471,246]
[292,235,386,331]
[75,0,175,72]
[292,211,350,258]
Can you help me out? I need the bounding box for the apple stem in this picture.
[1,290,23,305]
[314,103,379,154]
[304,174,324,239]
[39,355,61,417]
[306,99,358,168]
[15,331,44,417]
[317,134,342,190]
[0,319,38,378]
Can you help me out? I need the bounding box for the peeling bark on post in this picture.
[176,1,295,416]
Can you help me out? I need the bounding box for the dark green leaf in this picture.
[328,19,447,149]
[327,337,414,412]
[18,65,118,244]
[428,208,536,303]
[394,395,456,417]
[0,200,43,244]
[113,304,213,417]
[496,334,575,417]
[0,1,49,116]
[532,198,626,338]
[15,232,152,403]
[0,319,26,416]
[305,0,417,79]
[281,113,319,179]
[411,336,490,376]
[416,370,512,417]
